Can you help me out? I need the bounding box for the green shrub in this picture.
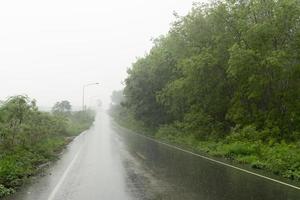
[226,125,261,142]
[0,152,34,187]
[261,143,300,180]
[0,184,14,197]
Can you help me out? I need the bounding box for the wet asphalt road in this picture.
[7,111,300,200]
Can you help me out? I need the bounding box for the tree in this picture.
[123,39,177,127]
[52,101,72,116]
[0,95,37,147]
[111,90,124,106]
[122,0,300,140]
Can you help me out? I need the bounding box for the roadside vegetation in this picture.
[110,0,300,182]
[0,96,94,198]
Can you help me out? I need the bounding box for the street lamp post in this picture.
[82,82,99,111]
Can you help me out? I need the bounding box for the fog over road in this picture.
[7,111,300,200]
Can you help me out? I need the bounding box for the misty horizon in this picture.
[0,0,195,108]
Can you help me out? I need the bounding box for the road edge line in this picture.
[119,125,300,191]
[47,146,83,200]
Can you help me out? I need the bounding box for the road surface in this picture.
[7,111,300,200]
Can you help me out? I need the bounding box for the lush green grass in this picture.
[0,126,93,197]
[0,111,94,197]
[0,137,67,197]
[156,129,300,182]
[0,137,65,188]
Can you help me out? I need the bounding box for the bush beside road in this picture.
[0,96,95,198]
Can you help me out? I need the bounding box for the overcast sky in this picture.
[0,0,198,109]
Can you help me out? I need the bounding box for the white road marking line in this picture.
[47,146,83,200]
[127,130,300,191]
[135,152,146,160]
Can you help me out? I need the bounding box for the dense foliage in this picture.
[0,96,94,197]
[116,0,300,181]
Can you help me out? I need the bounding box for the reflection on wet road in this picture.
[7,111,300,200]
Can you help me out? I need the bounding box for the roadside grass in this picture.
[0,137,65,188]
[0,137,67,197]
[65,110,95,136]
[66,120,92,136]
[0,115,94,198]
[156,132,300,182]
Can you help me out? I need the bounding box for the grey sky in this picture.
[0,0,197,108]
